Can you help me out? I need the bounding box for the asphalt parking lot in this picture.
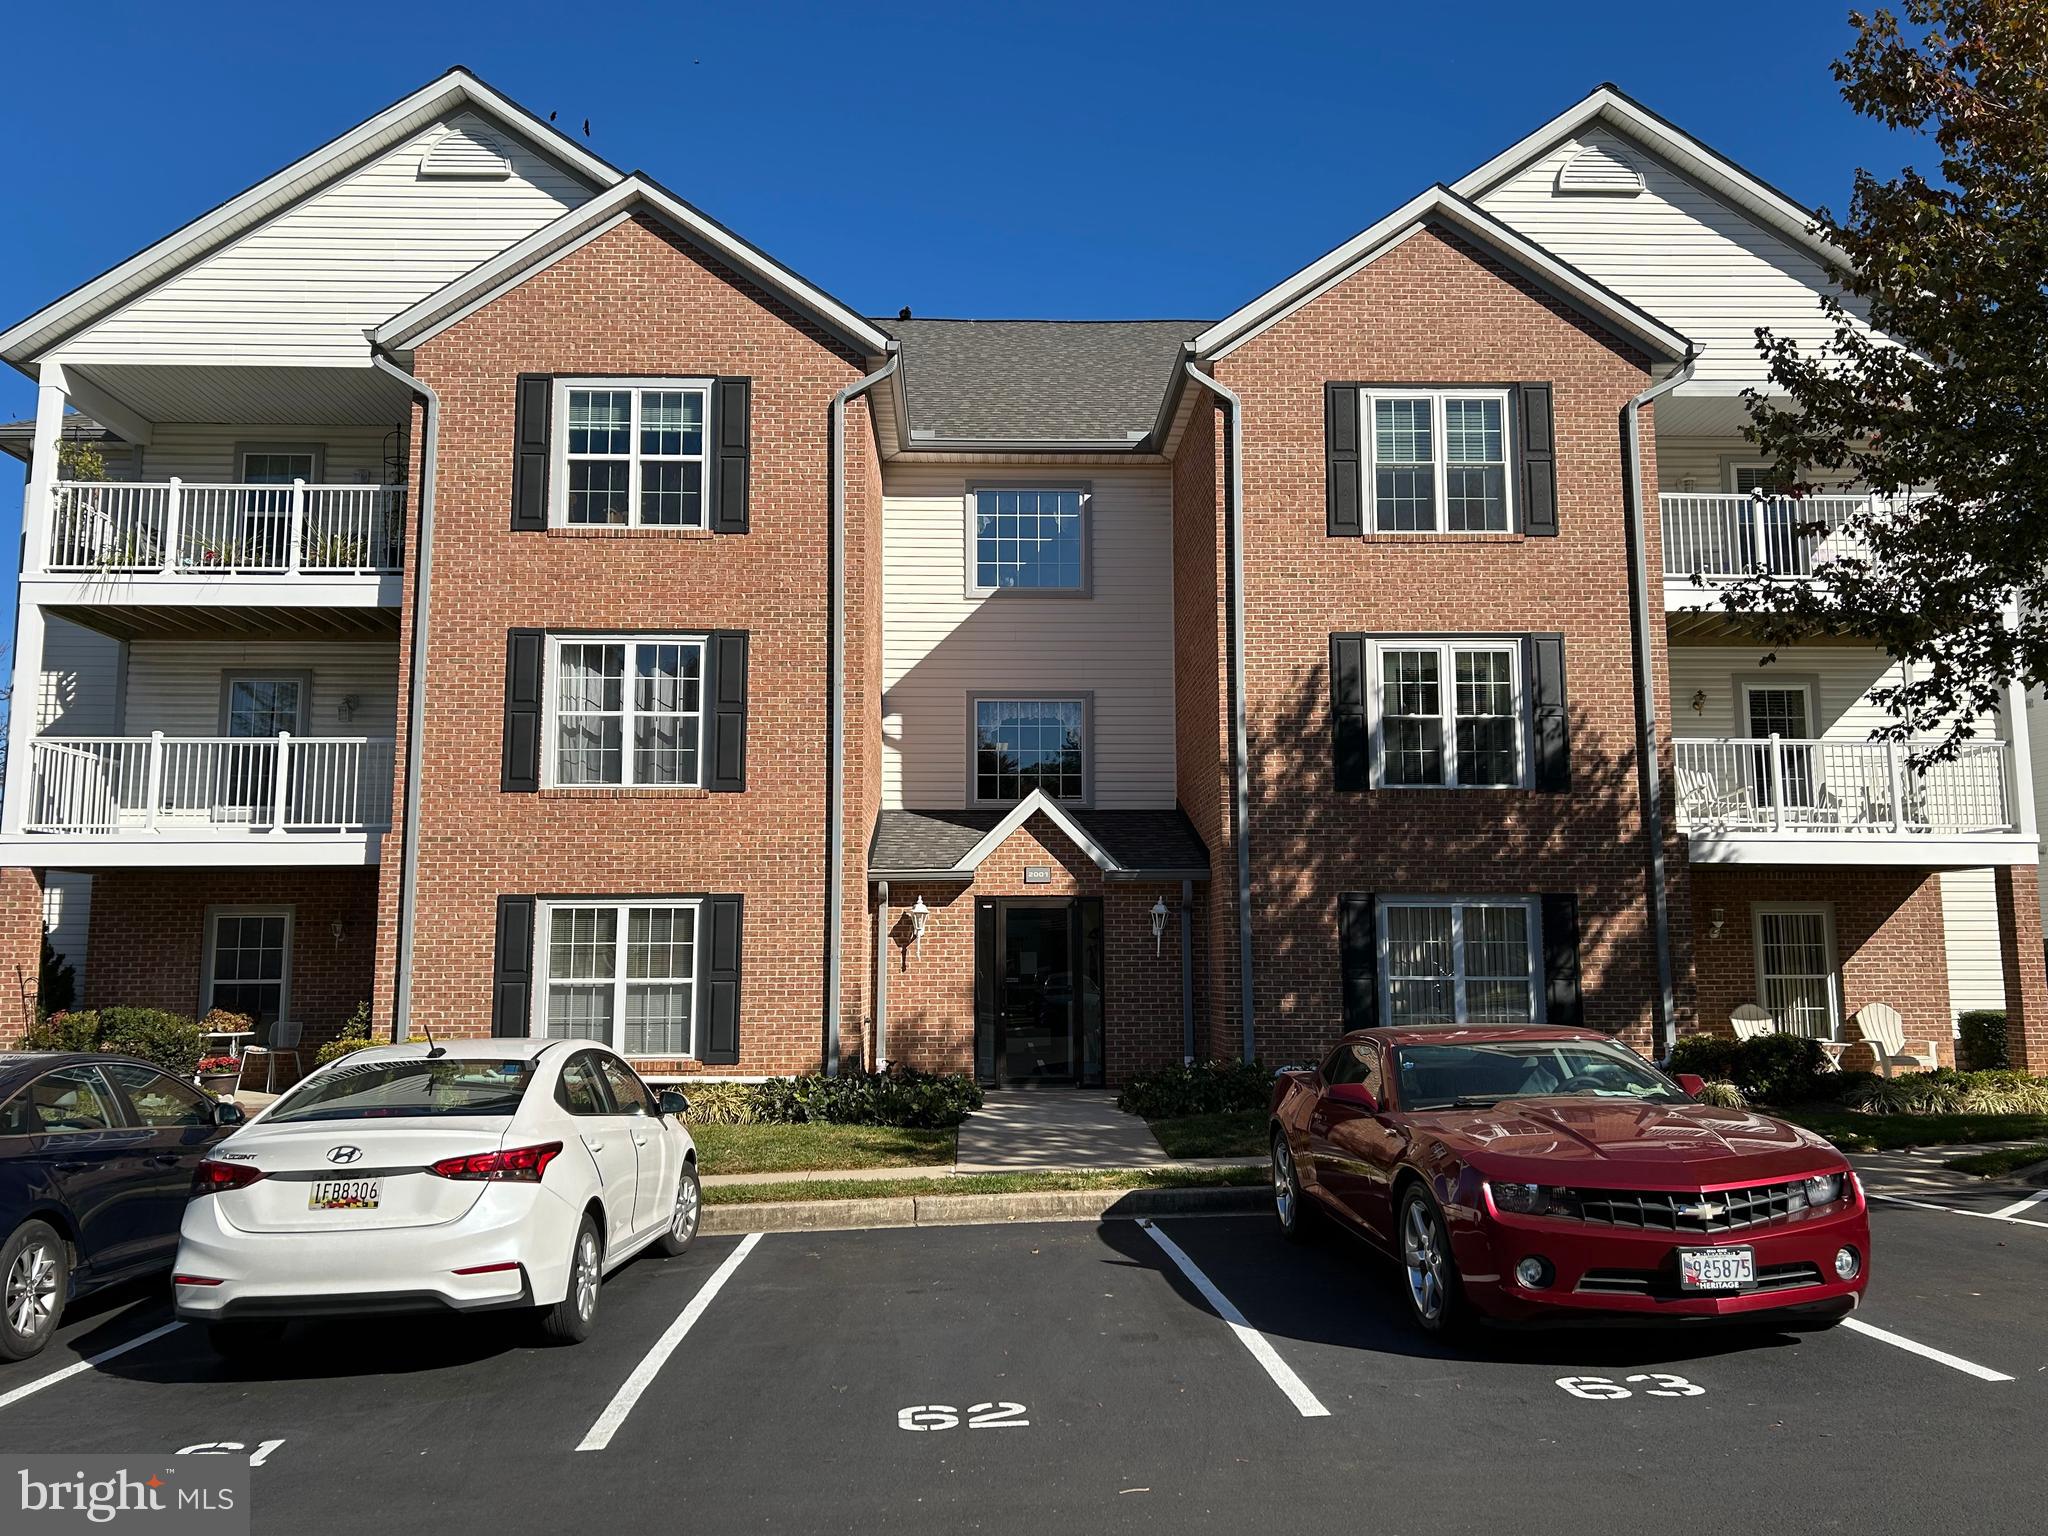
[3,1156,2045,1535]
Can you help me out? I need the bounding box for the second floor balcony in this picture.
[1658,492,1921,609]
[43,479,405,581]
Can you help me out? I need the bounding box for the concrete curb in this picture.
[703,1184,1267,1235]
[702,1157,1259,1189]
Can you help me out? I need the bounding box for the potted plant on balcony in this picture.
[195,1055,242,1097]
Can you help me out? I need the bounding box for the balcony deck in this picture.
[1659,492,1915,612]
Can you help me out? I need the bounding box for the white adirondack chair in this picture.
[1850,1002,1939,1077]
[1730,1003,1775,1041]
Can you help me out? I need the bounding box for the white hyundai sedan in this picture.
[173,1038,701,1356]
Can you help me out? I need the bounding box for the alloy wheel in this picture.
[1403,1199,1448,1325]
[573,1231,601,1323]
[673,1173,701,1241]
[5,1240,58,1341]
[1272,1139,1297,1229]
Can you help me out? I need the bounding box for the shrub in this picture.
[1668,1034,1741,1082]
[1726,1033,1832,1105]
[1694,1079,1748,1109]
[21,1010,102,1054]
[1958,1010,2008,1071]
[314,1002,376,1068]
[94,1008,206,1075]
[748,1066,983,1129]
[39,926,75,1015]
[1116,1059,1272,1120]
[679,1081,760,1125]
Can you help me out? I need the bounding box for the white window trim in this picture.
[1367,637,1529,789]
[1361,388,1515,534]
[963,484,1092,598]
[968,692,1094,808]
[549,377,712,529]
[534,897,703,1060]
[1740,678,1816,741]
[1376,894,1544,1026]
[201,904,293,1023]
[542,632,710,790]
[1751,901,1841,1040]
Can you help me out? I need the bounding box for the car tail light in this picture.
[429,1142,563,1183]
[172,1274,225,1287]
[191,1160,267,1197]
[451,1261,522,1276]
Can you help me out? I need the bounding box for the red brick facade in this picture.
[0,868,44,1044]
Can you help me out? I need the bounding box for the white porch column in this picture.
[3,366,68,835]
[18,362,66,581]
[2004,664,2037,840]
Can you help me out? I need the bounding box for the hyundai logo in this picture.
[327,1145,364,1165]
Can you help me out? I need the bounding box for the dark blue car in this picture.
[0,1053,243,1361]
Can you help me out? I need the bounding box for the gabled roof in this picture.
[0,67,623,366]
[868,796,1210,882]
[374,173,892,359]
[1449,83,1844,267]
[878,319,1205,448]
[0,413,117,464]
[1192,184,1693,364]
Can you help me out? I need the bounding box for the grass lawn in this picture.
[1146,1110,1266,1160]
[689,1123,955,1176]
[1768,1107,2048,1153]
[704,1165,1268,1206]
[1943,1143,2048,1177]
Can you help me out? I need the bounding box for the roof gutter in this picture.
[1183,359,1256,1063]
[370,350,438,1043]
[826,347,900,1077]
[1623,352,1697,1059]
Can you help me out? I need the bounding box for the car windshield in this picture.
[1392,1040,1686,1111]
[266,1058,538,1123]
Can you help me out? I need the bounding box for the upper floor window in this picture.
[1375,639,1525,788]
[973,696,1088,804]
[1368,390,1511,533]
[548,634,705,788]
[553,380,709,528]
[969,488,1087,594]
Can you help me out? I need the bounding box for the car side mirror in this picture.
[212,1100,246,1127]
[1324,1082,1378,1112]
[1674,1073,1707,1100]
[657,1089,690,1118]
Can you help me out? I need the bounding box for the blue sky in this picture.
[0,0,1917,638]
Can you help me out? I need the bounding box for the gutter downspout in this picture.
[873,880,889,1071]
[827,349,900,1077]
[370,351,438,1043]
[1623,352,1697,1060]
[1179,878,1195,1065]
[1183,361,1256,1063]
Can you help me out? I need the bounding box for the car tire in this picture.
[654,1163,702,1258]
[1271,1132,1316,1244]
[1396,1186,1467,1337]
[206,1320,287,1362]
[539,1214,604,1345]
[0,1219,68,1362]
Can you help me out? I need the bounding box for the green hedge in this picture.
[21,1008,206,1076]
[1116,1059,1271,1120]
[684,1067,982,1130]
[1667,1032,1832,1105]
[1958,1010,2008,1071]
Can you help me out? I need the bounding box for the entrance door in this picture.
[1745,682,1815,820]
[973,898,1106,1087]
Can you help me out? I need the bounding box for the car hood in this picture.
[1407,1099,1845,1187]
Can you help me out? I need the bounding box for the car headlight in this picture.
[1488,1181,1558,1216]
[1803,1173,1845,1207]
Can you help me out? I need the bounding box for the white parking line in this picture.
[1840,1318,2013,1383]
[577,1232,762,1451]
[0,1322,185,1413]
[1988,1189,2048,1220]
[1868,1190,2048,1230]
[1137,1220,1330,1419]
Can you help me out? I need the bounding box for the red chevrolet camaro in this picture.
[1269,1025,1869,1333]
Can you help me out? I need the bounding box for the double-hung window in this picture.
[554,380,709,527]
[968,488,1087,594]
[1366,389,1511,532]
[548,634,706,788]
[540,900,699,1057]
[972,696,1088,804]
[1380,897,1540,1026]
[1373,639,1525,788]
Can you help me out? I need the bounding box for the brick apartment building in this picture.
[3,70,2043,1084]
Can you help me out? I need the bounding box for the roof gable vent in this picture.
[419,122,511,181]
[1556,142,1645,197]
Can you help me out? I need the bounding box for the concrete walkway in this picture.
[953,1089,1171,1173]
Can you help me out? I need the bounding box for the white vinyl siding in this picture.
[1474,126,1877,387]
[882,463,1175,810]
[1939,869,2007,1019]
[42,872,92,1000]
[38,617,124,733]
[129,423,403,485]
[1668,647,2000,744]
[119,641,398,738]
[55,111,595,367]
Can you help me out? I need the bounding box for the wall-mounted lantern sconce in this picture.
[1150,897,1170,956]
[909,895,930,960]
[330,919,345,946]
[1690,689,1708,715]
[1708,905,1725,941]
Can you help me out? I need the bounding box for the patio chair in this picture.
[1730,1003,1775,1041]
[237,1018,305,1094]
[1848,1002,1939,1078]
[1677,764,1746,830]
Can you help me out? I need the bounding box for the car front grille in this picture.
[1558,1179,1815,1234]
[1576,1262,1825,1300]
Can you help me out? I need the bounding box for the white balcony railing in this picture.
[1675,736,2012,836]
[25,735,394,835]
[1659,492,1921,581]
[45,480,405,575]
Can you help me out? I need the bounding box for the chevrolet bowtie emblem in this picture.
[1679,1200,1726,1222]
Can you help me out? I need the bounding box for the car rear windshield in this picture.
[266,1059,538,1123]
[1392,1040,1686,1111]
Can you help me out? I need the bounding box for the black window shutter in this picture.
[1527,633,1569,791]
[1517,382,1559,537]
[1339,893,1378,1031]
[1326,383,1363,537]
[710,377,752,534]
[1330,634,1370,791]
[491,896,535,1038]
[698,895,743,1064]
[1541,893,1583,1027]
[501,628,545,793]
[707,630,749,792]
[511,374,552,532]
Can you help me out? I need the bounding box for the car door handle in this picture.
[583,1136,604,1151]
[150,1152,180,1166]
[1310,1114,1328,1136]
[53,1159,91,1172]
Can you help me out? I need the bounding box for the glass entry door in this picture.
[974,898,1105,1086]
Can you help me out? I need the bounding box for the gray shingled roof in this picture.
[870,807,1210,878]
[879,319,1206,444]
[0,414,117,464]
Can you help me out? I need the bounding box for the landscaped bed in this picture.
[1145,1110,1265,1160]
[702,1165,1268,1206]
[1942,1143,2048,1177]
[1767,1107,2048,1153]
[690,1122,955,1176]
